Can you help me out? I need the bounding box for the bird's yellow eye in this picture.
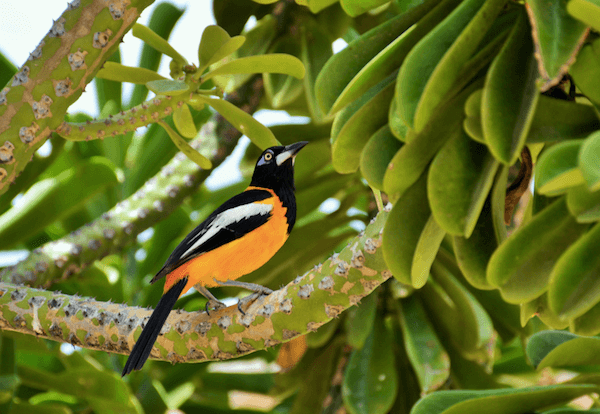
[264,152,273,161]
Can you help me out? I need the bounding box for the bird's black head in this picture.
[249,141,308,192]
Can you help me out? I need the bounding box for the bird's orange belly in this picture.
[164,214,289,294]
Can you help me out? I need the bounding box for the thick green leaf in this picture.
[96,62,166,84]
[145,79,189,96]
[173,103,198,138]
[570,37,600,106]
[482,12,539,165]
[300,17,332,123]
[388,98,409,141]
[315,0,444,114]
[549,222,600,319]
[360,125,403,190]
[344,291,377,349]
[382,172,430,285]
[158,120,212,170]
[463,89,484,143]
[567,185,600,222]
[428,130,499,237]
[193,95,279,148]
[306,318,340,348]
[342,315,398,414]
[579,130,600,191]
[0,158,118,249]
[567,0,600,31]
[203,54,305,82]
[526,330,592,368]
[536,140,586,195]
[198,25,245,72]
[570,298,600,335]
[383,82,479,201]
[132,23,187,65]
[453,199,497,290]
[396,0,500,130]
[487,197,588,303]
[526,95,600,143]
[411,216,446,288]
[340,0,390,16]
[526,0,589,91]
[334,0,457,115]
[332,77,395,174]
[411,385,598,414]
[398,295,450,393]
[431,261,495,359]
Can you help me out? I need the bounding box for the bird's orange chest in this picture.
[164,189,289,293]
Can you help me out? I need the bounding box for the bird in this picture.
[121,141,308,376]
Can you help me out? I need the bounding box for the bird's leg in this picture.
[213,279,273,314]
[194,283,226,314]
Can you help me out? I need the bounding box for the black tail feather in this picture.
[121,278,187,376]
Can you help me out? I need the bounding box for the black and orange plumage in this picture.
[122,141,307,376]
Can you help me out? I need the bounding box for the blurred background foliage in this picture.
[1,0,600,413]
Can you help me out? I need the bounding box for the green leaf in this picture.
[453,199,497,290]
[579,130,600,191]
[526,0,589,91]
[342,315,398,414]
[158,120,212,170]
[0,158,118,249]
[315,0,445,115]
[482,12,539,165]
[567,0,600,31]
[383,82,478,200]
[570,298,600,335]
[411,385,598,414]
[340,0,391,16]
[411,216,446,288]
[130,3,184,106]
[300,17,333,123]
[263,36,304,109]
[344,291,377,349]
[487,197,588,303]
[382,172,430,285]
[203,54,305,82]
[566,185,600,222]
[398,295,450,393]
[0,50,17,87]
[360,125,403,191]
[569,37,600,106]
[536,140,586,196]
[132,23,187,65]
[463,89,485,143]
[306,318,340,348]
[428,130,499,237]
[145,79,190,96]
[199,25,242,71]
[526,330,599,369]
[332,76,395,174]
[526,95,600,143]
[548,222,600,319]
[193,95,279,149]
[397,0,504,131]
[96,62,166,84]
[431,261,495,359]
[173,104,198,139]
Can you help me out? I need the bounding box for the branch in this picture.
[0,210,391,363]
[0,0,155,195]
[1,76,265,287]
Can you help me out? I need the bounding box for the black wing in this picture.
[150,189,273,283]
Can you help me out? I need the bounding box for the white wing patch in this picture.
[179,203,273,259]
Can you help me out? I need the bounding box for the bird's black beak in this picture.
[276,141,309,166]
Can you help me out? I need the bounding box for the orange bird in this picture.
[122,141,308,376]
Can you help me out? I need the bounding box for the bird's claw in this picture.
[205,299,227,315]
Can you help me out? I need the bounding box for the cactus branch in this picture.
[0,0,155,195]
[0,210,391,363]
[1,76,265,287]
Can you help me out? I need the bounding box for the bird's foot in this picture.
[205,299,227,315]
[213,279,273,315]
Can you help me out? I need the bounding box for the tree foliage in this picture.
[1,0,600,413]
